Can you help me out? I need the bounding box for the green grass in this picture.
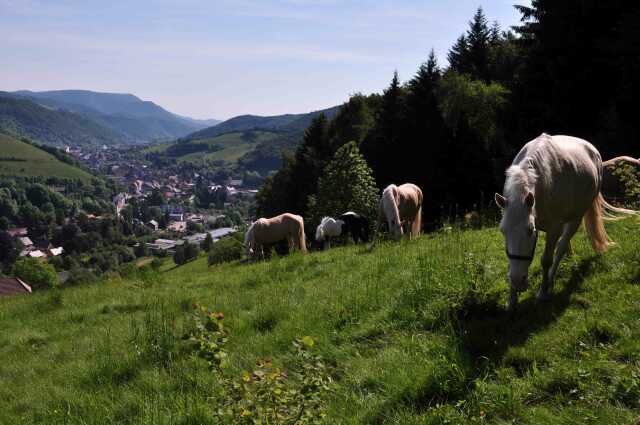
[0,133,92,181]
[1,218,640,424]
[145,131,281,165]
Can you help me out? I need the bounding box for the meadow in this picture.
[1,218,639,424]
[0,133,92,181]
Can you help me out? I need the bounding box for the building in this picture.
[168,221,187,232]
[0,277,32,297]
[148,220,159,231]
[209,227,237,242]
[7,228,28,238]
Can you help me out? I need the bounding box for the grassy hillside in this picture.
[1,218,639,424]
[0,133,92,181]
[146,130,283,166]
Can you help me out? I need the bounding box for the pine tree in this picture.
[448,35,470,74]
[202,233,214,252]
[466,7,491,82]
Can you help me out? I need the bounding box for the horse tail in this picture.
[298,218,308,254]
[601,198,639,220]
[584,193,613,254]
[244,222,256,255]
[411,186,423,237]
[315,223,324,242]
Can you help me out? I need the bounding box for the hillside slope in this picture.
[0,133,93,181]
[182,105,340,141]
[6,90,215,143]
[0,94,122,147]
[1,219,639,423]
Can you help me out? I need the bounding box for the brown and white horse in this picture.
[378,183,423,240]
[495,133,636,309]
[245,213,307,259]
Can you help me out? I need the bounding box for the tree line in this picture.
[257,3,640,232]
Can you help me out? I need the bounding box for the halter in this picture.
[505,230,538,262]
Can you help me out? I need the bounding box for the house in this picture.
[7,227,28,238]
[0,277,32,297]
[28,250,46,258]
[148,220,159,231]
[19,237,33,247]
[169,213,184,221]
[48,247,64,257]
[209,227,237,242]
[167,221,187,233]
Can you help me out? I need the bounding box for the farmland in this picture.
[0,133,92,181]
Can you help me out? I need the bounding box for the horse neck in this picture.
[384,187,401,225]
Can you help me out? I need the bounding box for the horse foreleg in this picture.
[537,220,580,301]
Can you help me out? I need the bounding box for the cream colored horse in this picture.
[378,183,423,240]
[245,213,307,259]
[495,133,636,309]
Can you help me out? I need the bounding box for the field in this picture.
[145,131,281,165]
[0,133,92,181]
[1,218,640,424]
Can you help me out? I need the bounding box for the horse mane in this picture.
[382,184,401,226]
[504,164,537,201]
[315,217,333,241]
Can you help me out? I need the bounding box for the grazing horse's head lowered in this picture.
[495,165,538,292]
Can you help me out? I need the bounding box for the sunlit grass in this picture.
[1,218,639,423]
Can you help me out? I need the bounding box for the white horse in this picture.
[378,183,423,240]
[315,216,344,249]
[495,133,636,309]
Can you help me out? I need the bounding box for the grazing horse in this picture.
[245,213,307,260]
[315,217,344,249]
[602,156,640,200]
[339,211,370,243]
[378,183,423,240]
[495,133,636,309]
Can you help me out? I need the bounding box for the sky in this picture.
[0,0,530,120]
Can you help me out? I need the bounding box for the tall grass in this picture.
[0,218,639,423]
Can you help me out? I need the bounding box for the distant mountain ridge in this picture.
[182,105,340,141]
[3,90,219,145]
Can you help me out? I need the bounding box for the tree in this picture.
[12,257,59,290]
[202,233,214,252]
[0,231,18,268]
[134,242,148,258]
[466,7,491,82]
[308,142,379,229]
[184,242,199,262]
[173,245,186,265]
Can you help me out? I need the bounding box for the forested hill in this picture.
[181,105,340,141]
[0,94,122,147]
[2,90,217,145]
[256,3,640,231]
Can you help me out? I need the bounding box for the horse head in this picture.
[495,190,537,292]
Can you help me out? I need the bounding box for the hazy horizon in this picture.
[1,0,530,121]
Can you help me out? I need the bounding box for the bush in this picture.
[12,257,59,290]
[208,234,243,266]
[151,258,163,270]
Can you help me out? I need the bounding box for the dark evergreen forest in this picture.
[257,2,640,230]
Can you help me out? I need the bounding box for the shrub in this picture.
[208,234,243,266]
[150,258,162,270]
[12,257,59,290]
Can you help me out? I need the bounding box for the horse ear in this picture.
[494,193,506,209]
[525,192,535,209]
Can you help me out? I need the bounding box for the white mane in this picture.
[504,164,537,201]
